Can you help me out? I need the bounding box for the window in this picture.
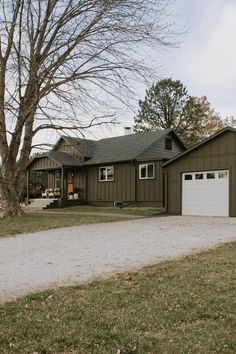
[218,171,227,179]
[195,173,203,180]
[207,172,215,179]
[165,137,172,150]
[99,166,114,182]
[139,163,155,179]
[55,170,61,188]
[184,174,192,180]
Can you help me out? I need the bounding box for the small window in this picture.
[55,170,61,188]
[165,137,172,150]
[139,163,155,179]
[218,171,227,179]
[195,173,203,180]
[99,166,114,182]
[207,173,215,179]
[184,174,192,180]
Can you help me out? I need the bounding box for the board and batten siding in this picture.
[136,160,164,207]
[56,139,82,159]
[86,162,135,203]
[165,130,236,216]
[137,132,184,160]
[29,156,59,170]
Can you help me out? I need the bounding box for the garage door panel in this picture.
[182,170,229,217]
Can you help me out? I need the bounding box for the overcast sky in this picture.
[41,0,236,145]
[168,0,236,116]
[89,0,236,139]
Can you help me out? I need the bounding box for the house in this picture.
[27,129,186,208]
[163,127,236,217]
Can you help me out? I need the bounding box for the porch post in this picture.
[61,167,64,198]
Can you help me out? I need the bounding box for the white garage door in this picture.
[182,170,229,216]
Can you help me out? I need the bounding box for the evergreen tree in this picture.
[134,79,233,146]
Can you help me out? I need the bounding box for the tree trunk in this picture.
[0,199,23,219]
[0,167,24,219]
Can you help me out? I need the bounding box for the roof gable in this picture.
[53,136,96,161]
[163,127,236,167]
[136,130,186,161]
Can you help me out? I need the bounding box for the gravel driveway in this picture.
[1,216,236,301]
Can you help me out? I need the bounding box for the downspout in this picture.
[84,166,87,204]
[60,167,64,208]
[164,170,168,213]
[151,169,168,216]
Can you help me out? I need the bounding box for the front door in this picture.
[67,172,74,195]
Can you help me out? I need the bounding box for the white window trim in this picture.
[139,163,155,180]
[99,166,114,182]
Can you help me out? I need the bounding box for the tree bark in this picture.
[0,170,24,219]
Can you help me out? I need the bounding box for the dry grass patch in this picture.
[0,242,236,353]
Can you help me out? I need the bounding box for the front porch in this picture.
[24,198,85,211]
[26,152,86,208]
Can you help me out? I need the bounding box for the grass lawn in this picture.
[0,242,236,353]
[0,213,128,238]
[43,206,163,217]
[0,206,161,238]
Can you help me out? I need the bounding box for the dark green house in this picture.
[27,129,185,208]
[163,127,236,217]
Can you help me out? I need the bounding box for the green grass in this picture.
[0,242,236,353]
[0,206,162,238]
[45,206,163,217]
[0,213,127,238]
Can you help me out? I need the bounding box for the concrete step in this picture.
[25,199,58,210]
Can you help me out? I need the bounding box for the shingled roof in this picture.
[28,128,184,169]
[47,151,83,166]
[83,129,175,165]
[28,151,83,169]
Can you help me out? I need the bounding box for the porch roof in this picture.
[48,151,82,166]
[28,151,83,170]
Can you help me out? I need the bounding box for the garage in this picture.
[182,170,229,216]
[164,127,236,217]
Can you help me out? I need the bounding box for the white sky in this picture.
[35,0,236,145]
[166,0,236,117]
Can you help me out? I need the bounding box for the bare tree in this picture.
[0,0,174,218]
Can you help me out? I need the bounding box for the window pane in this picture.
[147,164,154,178]
[195,173,203,180]
[55,170,61,188]
[107,166,114,180]
[207,173,215,179]
[99,168,106,180]
[218,171,227,179]
[184,174,192,180]
[140,166,146,178]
